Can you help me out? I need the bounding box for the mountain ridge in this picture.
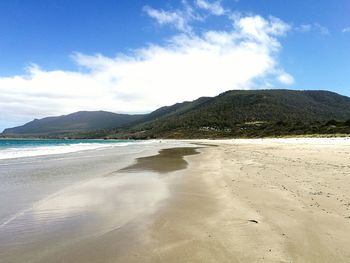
[2,89,350,138]
[2,111,145,135]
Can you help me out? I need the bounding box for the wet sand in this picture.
[0,142,197,263]
[1,139,350,262]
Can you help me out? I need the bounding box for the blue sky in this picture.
[0,0,349,130]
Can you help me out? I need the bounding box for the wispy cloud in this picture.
[314,23,330,35]
[143,5,192,32]
[195,0,225,15]
[342,27,350,33]
[296,24,312,33]
[143,2,203,33]
[0,1,293,128]
[295,23,329,35]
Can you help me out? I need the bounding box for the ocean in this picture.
[0,139,141,160]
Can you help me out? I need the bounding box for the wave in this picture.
[0,141,153,160]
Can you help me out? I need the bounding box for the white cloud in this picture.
[342,27,350,33]
[237,15,290,45]
[277,72,295,85]
[195,0,225,15]
[0,4,293,129]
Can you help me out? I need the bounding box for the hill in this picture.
[2,111,145,136]
[118,90,350,138]
[2,90,350,138]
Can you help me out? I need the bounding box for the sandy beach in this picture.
[1,139,350,262]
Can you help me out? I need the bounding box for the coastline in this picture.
[0,141,196,263]
[1,138,350,262]
[0,139,156,160]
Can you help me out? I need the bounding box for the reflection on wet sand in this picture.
[0,146,198,263]
[0,173,169,262]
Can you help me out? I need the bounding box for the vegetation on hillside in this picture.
[2,111,145,135]
[2,90,350,139]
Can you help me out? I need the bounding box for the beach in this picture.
[1,139,350,262]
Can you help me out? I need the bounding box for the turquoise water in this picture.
[0,139,129,149]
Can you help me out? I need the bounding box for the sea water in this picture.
[0,139,140,160]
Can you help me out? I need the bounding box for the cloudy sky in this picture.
[0,1,349,131]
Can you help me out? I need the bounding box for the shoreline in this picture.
[111,138,350,262]
[1,139,350,262]
[0,141,198,263]
[0,139,163,161]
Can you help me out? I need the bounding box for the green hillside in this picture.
[2,90,350,138]
[118,90,350,138]
[2,111,145,135]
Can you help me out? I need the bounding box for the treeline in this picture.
[2,119,350,139]
[110,119,350,139]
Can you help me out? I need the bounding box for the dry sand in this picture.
[127,139,350,262]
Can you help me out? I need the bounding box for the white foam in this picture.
[0,141,155,160]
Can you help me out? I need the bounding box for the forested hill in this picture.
[2,111,145,135]
[2,90,350,138]
[122,89,350,138]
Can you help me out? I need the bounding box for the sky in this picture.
[0,0,349,131]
